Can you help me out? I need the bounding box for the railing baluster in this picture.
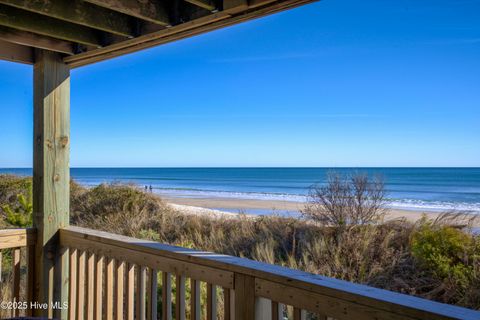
[95,255,104,320]
[207,283,217,320]
[147,268,158,320]
[117,260,125,320]
[69,248,78,320]
[87,252,95,320]
[175,275,186,320]
[162,272,172,320]
[190,279,201,320]
[136,266,146,320]
[271,301,282,320]
[77,250,86,320]
[293,308,306,320]
[106,258,115,320]
[223,287,232,320]
[127,263,135,320]
[26,244,35,316]
[12,247,20,317]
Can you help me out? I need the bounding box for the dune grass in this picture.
[0,174,479,310]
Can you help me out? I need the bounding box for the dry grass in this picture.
[1,175,479,310]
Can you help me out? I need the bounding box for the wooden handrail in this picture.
[0,228,36,249]
[60,226,480,320]
[0,228,36,318]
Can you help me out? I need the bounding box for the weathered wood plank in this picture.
[293,308,306,320]
[136,266,146,320]
[106,258,115,320]
[12,248,20,317]
[0,25,74,54]
[95,255,104,320]
[69,249,78,320]
[61,233,233,288]
[223,287,232,320]
[0,0,135,37]
[175,275,186,320]
[64,0,317,68]
[26,244,36,316]
[77,250,86,320]
[0,38,33,64]
[87,253,96,320]
[147,268,158,320]
[190,279,201,320]
[255,297,271,320]
[60,226,480,320]
[271,301,283,320]
[83,0,170,26]
[33,50,70,317]
[207,283,217,320]
[0,4,102,46]
[234,273,255,320]
[162,272,172,320]
[0,228,36,249]
[116,260,125,320]
[127,263,135,320]
[184,0,216,11]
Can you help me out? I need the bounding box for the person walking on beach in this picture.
[149,185,153,193]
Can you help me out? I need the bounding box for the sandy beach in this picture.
[163,196,480,226]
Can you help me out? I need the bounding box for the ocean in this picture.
[1,167,480,214]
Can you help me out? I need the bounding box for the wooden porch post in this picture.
[33,49,70,318]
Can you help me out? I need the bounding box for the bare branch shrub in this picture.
[302,172,386,227]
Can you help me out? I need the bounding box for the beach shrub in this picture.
[303,172,386,228]
[411,223,478,288]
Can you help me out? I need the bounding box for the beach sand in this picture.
[163,196,480,226]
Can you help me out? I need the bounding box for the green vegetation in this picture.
[0,174,479,310]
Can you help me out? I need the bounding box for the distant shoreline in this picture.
[162,195,480,226]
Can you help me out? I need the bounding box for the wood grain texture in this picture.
[106,258,115,320]
[0,39,33,64]
[33,50,70,317]
[0,25,74,54]
[60,232,233,288]
[127,263,135,320]
[77,250,86,320]
[0,228,36,249]
[175,275,186,320]
[0,4,102,46]
[136,266,146,320]
[69,248,78,320]
[60,226,480,320]
[234,273,255,320]
[162,272,172,320]
[12,248,20,317]
[95,255,104,320]
[190,279,201,320]
[0,0,135,37]
[87,253,95,320]
[207,283,217,320]
[83,0,169,26]
[116,260,125,320]
[147,268,158,320]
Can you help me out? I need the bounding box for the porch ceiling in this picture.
[0,0,317,68]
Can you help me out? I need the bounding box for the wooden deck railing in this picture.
[0,228,36,318]
[60,226,480,320]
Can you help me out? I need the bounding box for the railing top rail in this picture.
[61,226,480,320]
[0,228,36,249]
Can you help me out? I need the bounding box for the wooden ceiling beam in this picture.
[0,39,33,64]
[0,25,74,55]
[0,0,135,38]
[0,5,103,47]
[83,0,170,26]
[184,0,216,12]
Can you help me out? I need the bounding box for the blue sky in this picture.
[1,0,479,167]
